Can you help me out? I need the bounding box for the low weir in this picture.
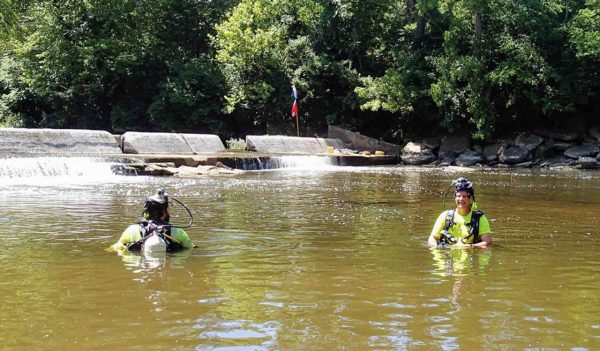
[0,128,398,176]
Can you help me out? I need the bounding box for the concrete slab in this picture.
[246,135,345,154]
[121,132,193,154]
[181,134,225,153]
[0,128,122,155]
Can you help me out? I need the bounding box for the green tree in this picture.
[354,0,441,140]
[5,0,232,132]
[569,0,600,59]
[213,0,323,134]
[567,0,600,115]
[0,0,18,48]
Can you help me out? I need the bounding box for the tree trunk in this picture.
[474,12,482,56]
[407,0,426,46]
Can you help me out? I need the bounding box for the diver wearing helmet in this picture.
[428,177,492,248]
[109,189,195,253]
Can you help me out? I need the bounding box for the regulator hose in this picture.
[169,196,194,229]
[140,189,194,229]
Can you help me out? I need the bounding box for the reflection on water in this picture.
[0,162,599,350]
[429,247,493,277]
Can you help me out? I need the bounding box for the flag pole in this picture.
[296,112,300,137]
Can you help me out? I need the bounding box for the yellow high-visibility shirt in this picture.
[109,224,194,252]
[431,207,491,244]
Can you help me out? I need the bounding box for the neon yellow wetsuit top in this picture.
[109,224,194,252]
[430,202,492,244]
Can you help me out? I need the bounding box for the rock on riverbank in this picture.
[399,127,600,169]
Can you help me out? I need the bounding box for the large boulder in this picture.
[539,156,576,168]
[421,137,441,150]
[589,126,600,142]
[328,125,400,156]
[499,146,529,164]
[577,157,600,169]
[401,150,436,165]
[534,128,580,141]
[402,141,429,153]
[438,151,456,166]
[455,150,484,166]
[401,141,436,165]
[483,143,504,162]
[515,133,543,152]
[439,135,470,155]
[564,144,600,159]
[545,139,576,151]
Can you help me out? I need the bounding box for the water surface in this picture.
[0,160,598,350]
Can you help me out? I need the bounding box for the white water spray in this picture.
[237,155,337,170]
[0,157,124,185]
[269,155,336,170]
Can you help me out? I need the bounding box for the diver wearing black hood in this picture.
[109,189,195,253]
[428,177,493,248]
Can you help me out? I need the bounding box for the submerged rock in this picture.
[133,161,245,176]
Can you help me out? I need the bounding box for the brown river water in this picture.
[0,157,599,350]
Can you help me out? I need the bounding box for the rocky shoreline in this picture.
[399,127,600,169]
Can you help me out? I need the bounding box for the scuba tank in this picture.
[142,233,167,253]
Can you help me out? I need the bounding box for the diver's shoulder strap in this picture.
[470,210,484,243]
[443,210,455,231]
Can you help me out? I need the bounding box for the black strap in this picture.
[127,220,183,252]
[471,210,484,243]
[462,209,484,243]
[441,209,484,245]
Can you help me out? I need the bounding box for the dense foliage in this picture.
[1,0,598,142]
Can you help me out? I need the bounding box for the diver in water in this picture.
[110,189,195,253]
[428,177,493,248]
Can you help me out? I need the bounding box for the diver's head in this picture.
[454,177,475,200]
[143,188,170,221]
[454,177,474,215]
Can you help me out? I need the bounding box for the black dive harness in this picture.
[126,219,186,252]
[440,209,484,245]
